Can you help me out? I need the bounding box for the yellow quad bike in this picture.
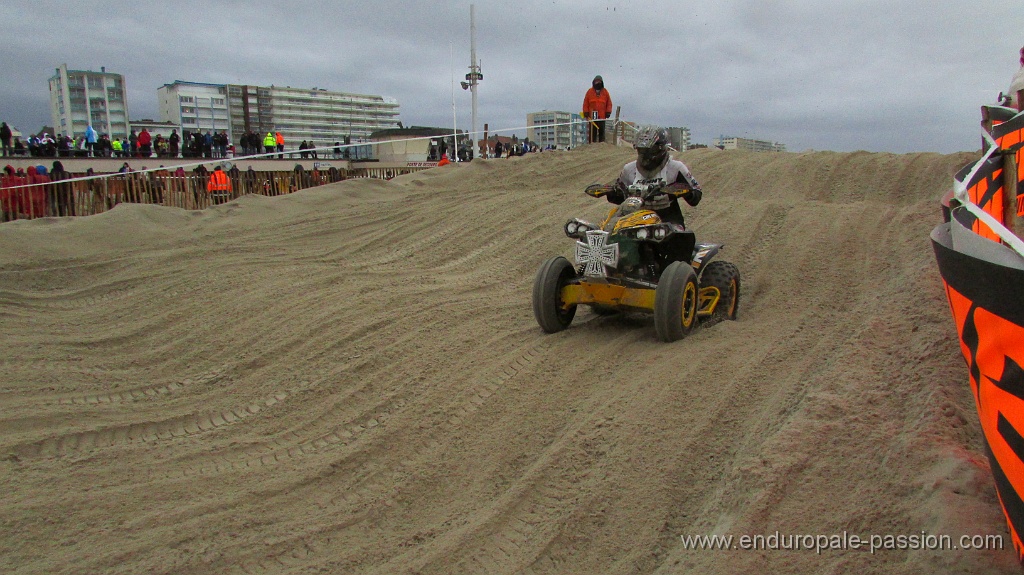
[532,180,740,342]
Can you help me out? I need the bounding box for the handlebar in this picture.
[586,179,691,201]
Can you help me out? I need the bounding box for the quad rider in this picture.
[605,125,702,227]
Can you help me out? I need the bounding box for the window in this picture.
[180,96,194,103]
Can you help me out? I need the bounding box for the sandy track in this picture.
[0,145,1018,574]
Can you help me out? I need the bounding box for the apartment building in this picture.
[714,136,786,153]
[48,64,130,140]
[259,85,400,144]
[526,111,587,150]
[159,81,400,149]
[157,81,232,137]
[666,126,692,151]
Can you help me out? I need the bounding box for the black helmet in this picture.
[634,125,670,175]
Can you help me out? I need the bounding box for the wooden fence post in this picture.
[614,106,622,144]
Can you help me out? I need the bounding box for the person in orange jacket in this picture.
[275,132,285,159]
[206,165,232,205]
[582,75,613,144]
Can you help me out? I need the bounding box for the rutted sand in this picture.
[0,145,1016,574]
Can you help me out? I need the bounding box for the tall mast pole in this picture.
[469,4,481,156]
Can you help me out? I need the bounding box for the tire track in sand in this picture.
[12,396,289,461]
[223,340,553,575]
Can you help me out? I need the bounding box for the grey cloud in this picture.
[1,0,1020,153]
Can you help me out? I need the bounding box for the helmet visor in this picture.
[637,145,666,170]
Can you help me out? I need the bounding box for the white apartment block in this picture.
[259,85,400,145]
[159,81,400,149]
[715,136,786,153]
[666,127,692,151]
[527,111,587,150]
[49,64,130,140]
[157,81,232,137]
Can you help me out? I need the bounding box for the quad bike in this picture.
[532,180,740,342]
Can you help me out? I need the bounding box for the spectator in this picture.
[13,138,25,156]
[582,74,613,143]
[83,167,101,213]
[50,160,75,217]
[264,132,277,156]
[1005,46,1024,110]
[227,164,241,199]
[299,140,309,159]
[85,124,98,157]
[0,122,11,157]
[1,164,20,220]
[24,165,50,219]
[276,131,285,159]
[151,166,169,205]
[138,128,152,157]
[245,166,259,195]
[192,164,208,207]
[169,129,180,158]
[40,133,56,157]
[129,129,138,157]
[190,131,203,158]
[98,134,111,157]
[207,165,232,205]
[57,134,70,157]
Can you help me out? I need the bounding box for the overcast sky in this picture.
[2,1,1021,153]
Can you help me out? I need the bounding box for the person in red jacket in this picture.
[206,165,232,205]
[23,165,50,219]
[137,128,152,157]
[582,75,613,144]
[0,165,21,221]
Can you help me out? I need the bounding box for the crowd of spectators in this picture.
[1,159,347,222]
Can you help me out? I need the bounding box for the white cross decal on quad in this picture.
[576,230,619,277]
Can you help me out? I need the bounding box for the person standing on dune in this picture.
[583,75,613,144]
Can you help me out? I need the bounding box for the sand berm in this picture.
[1,145,1018,574]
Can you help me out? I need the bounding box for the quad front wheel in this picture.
[654,261,699,342]
[532,256,578,333]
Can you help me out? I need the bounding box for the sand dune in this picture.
[1,145,1018,574]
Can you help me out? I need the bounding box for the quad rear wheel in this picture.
[700,261,741,323]
[654,261,699,342]
[533,256,578,333]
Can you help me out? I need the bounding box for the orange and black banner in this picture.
[932,221,1024,563]
[954,155,1005,241]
